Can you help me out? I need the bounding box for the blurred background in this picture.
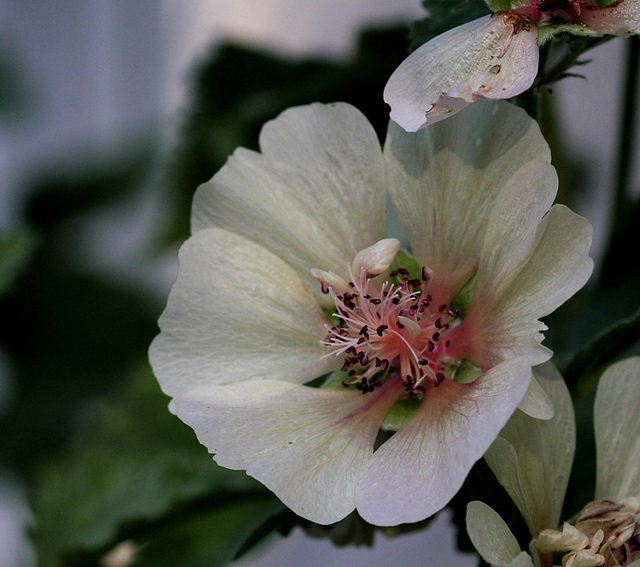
[0,1,638,566]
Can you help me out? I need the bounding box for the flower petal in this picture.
[484,363,575,536]
[472,161,558,311]
[508,553,536,567]
[355,359,531,526]
[384,101,551,304]
[594,356,640,501]
[466,501,525,567]
[384,14,539,131]
[191,102,387,304]
[517,372,554,420]
[579,0,640,36]
[150,228,336,398]
[171,380,400,525]
[468,204,593,366]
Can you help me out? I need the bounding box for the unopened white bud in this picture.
[351,239,400,276]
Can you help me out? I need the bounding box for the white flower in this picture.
[575,0,640,36]
[466,356,640,567]
[150,101,592,526]
[384,12,539,131]
[385,0,640,131]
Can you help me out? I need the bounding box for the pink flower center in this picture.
[519,0,607,24]
[320,265,460,395]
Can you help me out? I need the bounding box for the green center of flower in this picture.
[314,240,477,396]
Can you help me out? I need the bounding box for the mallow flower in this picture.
[466,357,640,567]
[385,0,640,131]
[149,100,593,526]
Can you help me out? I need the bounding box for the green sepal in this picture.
[590,0,619,6]
[304,372,333,389]
[388,248,421,281]
[538,23,602,45]
[452,359,484,384]
[529,539,543,567]
[381,397,422,431]
[485,0,528,11]
[320,370,351,391]
[322,306,341,327]
[450,273,476,318]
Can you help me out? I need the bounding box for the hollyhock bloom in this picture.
[150,100,592,526]
[385,0,640,131]
[466,357,640,567]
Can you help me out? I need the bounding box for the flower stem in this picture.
[517,82,540,122]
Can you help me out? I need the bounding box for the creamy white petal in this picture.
[150,228,336,398]
[579,0,640,36]
[517,372,554,420]
[508,553,536,567]
[466,501,524,567]
[191,102,386,304]
[467,204,593,366]
[355,359,530,526]
[384,101,550,304]
[384,15,539,131]
[473,161,558,309]
[595,356,640,501]
[485,363,575,536]
[171,380,399,525]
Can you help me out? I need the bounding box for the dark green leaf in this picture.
[0,44,30,122]
[563,306,640,395]
[25,137,156,229]
[130,497,284,567]
[0,267,158,475]
[409,0,490,51]
[538,35,612,89]
[561,387,596,521]
[0,227,38,297]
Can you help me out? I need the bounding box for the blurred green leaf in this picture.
[0,267,159,475]
[131,497,284,567]
[0,227,38,297]
[563,306,640,395]
[0,44,30,122]
[31,362,280,567]
[25,137,156,229]
[409,0,490,51]
[0,138,161,476]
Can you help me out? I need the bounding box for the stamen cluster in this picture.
[537,499,640,567]
[320,265,459,395]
